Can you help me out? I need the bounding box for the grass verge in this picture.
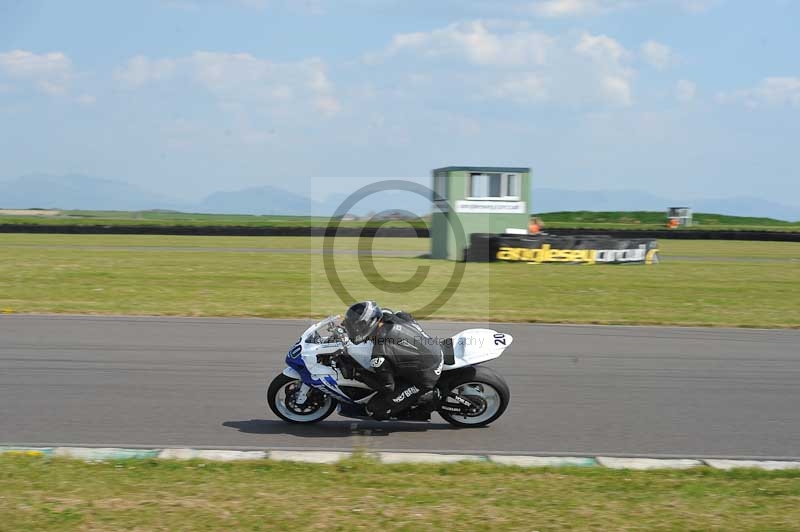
[537,210,800,231]
[0,211,428,229]
[1,235,798,327]
[2,455,800,531]
[1,209,798,231]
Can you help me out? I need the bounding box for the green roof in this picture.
[433,166,530,174]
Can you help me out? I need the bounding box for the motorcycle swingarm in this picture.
[437,391,480,415]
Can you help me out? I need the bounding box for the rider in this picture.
[341,301,444,420]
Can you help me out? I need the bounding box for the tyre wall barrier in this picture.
[0,224,426,238]
[0,224,797,242]
[545,228,800,242]
[467,233,660,264]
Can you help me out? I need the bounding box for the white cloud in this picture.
[113,52,341,117]
[490,73,550,104]
[675,79,696,102]
[190,52,271,92]
[0,50,73,94]
[370,24,635,107]
[720,77,800,108]
[378,20,553,67]
[640,40,675,69]
[0,50,71,78]
[676,0,717,13]
[190,52,339,113]
[573,33,635,106]
[162,0,323,13]
[166,0,719,16]
[530,0,632,17]
[114,56,176,88]
[525,0,717,17]
[575,32,629,63]
[601,75,633,106]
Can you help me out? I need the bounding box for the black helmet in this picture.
[342,301,382,344]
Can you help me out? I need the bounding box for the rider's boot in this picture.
[416,388,440,407]
[365,394,392,420]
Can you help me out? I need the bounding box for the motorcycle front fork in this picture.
[294,383,311,405]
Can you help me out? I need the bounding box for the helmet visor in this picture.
[345,319,373,344]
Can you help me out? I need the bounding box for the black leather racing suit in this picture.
[365,310,444,420]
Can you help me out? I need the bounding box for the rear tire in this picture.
[267,374,337,424]
[437,366,510,428]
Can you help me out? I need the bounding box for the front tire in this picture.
[267,374,337,424]
[437,366,510,428]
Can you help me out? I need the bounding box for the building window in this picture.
[470,173,490,198]
[504,173,520,197]
[434,173,447,200]
[468,173,520,200]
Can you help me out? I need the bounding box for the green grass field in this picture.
[1,234,798,327]
[2,455,800,531]
[1,208,798,231]
[0,210,428,229]
[539,210,800,226]
[536,211,800,231]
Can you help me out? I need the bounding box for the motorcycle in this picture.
[267,316,512,427]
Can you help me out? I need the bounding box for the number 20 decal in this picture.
[493,333,507,346]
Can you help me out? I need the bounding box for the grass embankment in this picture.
[1,235,798,327]
[2,455,800,531]
[537,211,800,231]
[0,210,428,229]
[1,209,798,231]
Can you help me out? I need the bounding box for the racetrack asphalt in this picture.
[2,315,799,459]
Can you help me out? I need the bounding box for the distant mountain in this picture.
[316,189,432,218]
[198,185,315,215]
[2,175,798,221]
[0,174,181,211]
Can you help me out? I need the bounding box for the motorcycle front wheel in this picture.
[267,374,337,424]
[437,366,510,428]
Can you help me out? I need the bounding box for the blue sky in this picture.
[1,0,798,208]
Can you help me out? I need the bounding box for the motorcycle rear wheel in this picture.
[437,366,510,428]
[267,374,337,424]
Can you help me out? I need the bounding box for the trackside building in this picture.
[430,166,531,260]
